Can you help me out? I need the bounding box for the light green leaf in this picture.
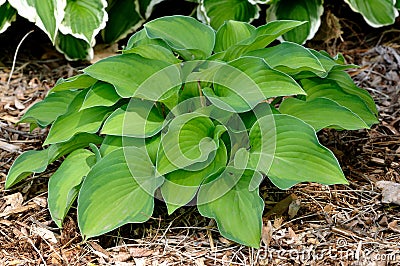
[19,90,80,128]
[161,142,227,214]
[51,74,97,92]
[214,20,256,53]
[55,33,93,61]
[81,82,121,109]
[248,114,347,189]
[78,148,161,238]
[300,78,378,127]
[0,2,17,34]
[123,44,180,64]
[101,98,164,138]
[197,168,264,248]
[266,0,324,44]
[197,0,259,30]
[84,54,175,98]
[102,0,144,43]
[245,42,326,77]
[5,133,103,188]
[8,0,66,42]
[59,0,107,45]
[99,135,145,156]
[279,97,369,131]
[48,149,96,227]
[344,0,399,27]
[144,15,215,60]
[125,28,169,50]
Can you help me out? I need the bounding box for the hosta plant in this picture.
[6,16,378,247]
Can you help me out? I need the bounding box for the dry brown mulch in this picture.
[0,32,400,265]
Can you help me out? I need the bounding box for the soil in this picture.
[0,8,399,266]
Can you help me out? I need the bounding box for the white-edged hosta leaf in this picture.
[300,78,379,127]
[102,0,144,44]
[266,0,324,44]
[344,0,399,27]
[197,0,260,30]
[78,148,161,238]
[144,15,215,60]
[197,168,264,248]
[8,0,66,42]
[0,2,17,34]
[81,82,121,109]
[279,97,369,131]
[59,0,107,45]
[51,74,97,92]
[248,114,347,189]
[55,33,93,61]
[137,0,165,19]
[101,98,164,138]
[161,142,227,214]
[5,133,103,188]
[48,149,96,227]
[245,42,326,77]
[123,44,180,64]
[214,20,256,53]
[19,90,80,128]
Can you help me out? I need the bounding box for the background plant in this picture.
[6,16,378,247]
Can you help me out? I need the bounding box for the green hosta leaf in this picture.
[144,15,215,60]
[59,0,107,45]
[309,50,356,74]
[125,28,169,50]
[301,78,378,127]
[8,0,66,42]
[137,0,165,19]
[197,0,259,30]
[19,90,80,128]
[246,42,326,77]
[48,149,96,227]
[247,114,347,189]
[55,33,93,61]
[78,148,161,238]
[214,20,256,53]
[99,135,146,156]
[102,0,144,43]
[157,113,217,175]
[197,168,264,248]
[0,2,17,34]
[279,97,369,131]
[223,20,306,60]
[123,44,180,64]
[344,0,399,27]
[84,54,176,98]
[396,0,400,9]
[161,142,227,214]
[266,0,324,44]
[81,82,121,109]
[101,98,164,138]
[51,74,97,92]
[5,133,103,188]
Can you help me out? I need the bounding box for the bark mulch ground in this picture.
[0,20,399,266]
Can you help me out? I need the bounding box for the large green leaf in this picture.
[19,90,80,129]
[344,0,399,27]
[102,0,144,43]
[78,148,161,238]
[266,0,324,44]
[5,133,103,188]
[123,44,180,64]
[214,20,256,53]
[8,0,66,42]
[81,81,121,109]
[247,114,347,189]
[101,98,164,138]
[125,28,169,50]
[300,78,378,127]
[161,142,227,214]
[55,33,93,61]
[84,54,176,98]
[48,149,96,227]
[197,168,264,248]
[279,97,369,131]
[0,2,17,34]
[50,74,97,92]
[245,42,326,77]
[59,0,107,45]
[197,0,259,30]
[144,15,215,60]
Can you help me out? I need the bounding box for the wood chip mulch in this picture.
[0,39,399,265]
